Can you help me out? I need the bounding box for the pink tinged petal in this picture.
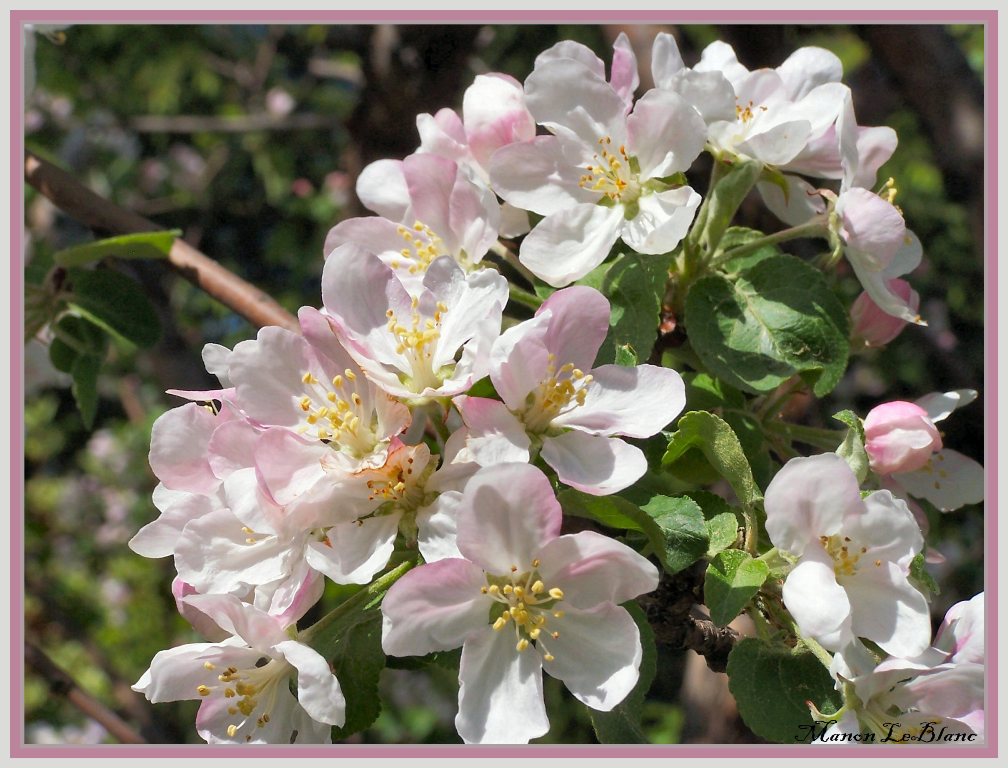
[489,313,552,410]
[463,73,537,170]
[305,514,399,585]
[489,136,594,215]
[669,70,737,123]
[541,431,646,496]
[456,463,562,574]
[764,454,862,555]
[776,47,843,100]
[864,401,942,475]
[149,403,220,493]
[228,326,314,427]
[850,279,919,347]
[852,126,898,189]
[134,642,262,703]
[172,578,232,642]
[519,203,623,288]
[934,592,984,665]
[181,593,289,649]
[619,186,701,255]
[416,108,469,165]
[885,229,923,279]
[416,491,464,562]
[554,363,686,438]
[537,286,610,372]
[896,449,984,511]
[380,558,490,656]
[844,560,931,658]
[536,531,659,609]
[915,389,978,423]
[456,627,548,744]
[736,119,813,166]
[695,40,748,86]
[895,664,985,725]
[782,545,852,651]
[757,176,826,227]
[626,89,707,178]
[650,32,686,87]
[323,216,409,263]
[403,153,460,249]
[253,429,331,510]
[609,32,640,109]
[735,69,788,108]
[202,342,233,387]
[499,202,531,239]
[259,565,325,627]
[206,418,258,479]
[430,259,508,372]
[355,158,410,221]
[541,603,641,711]
[838,188,906,269]
[274,640,346,726]
[848,255,924,325]
[175,512,295,597]
[455,396,532,467]
[844,490,923,566]
[525,58,628,146]
[130,486,220,558]
[449,169,501,266]
[222,466,285,537]
[534,39,605,79]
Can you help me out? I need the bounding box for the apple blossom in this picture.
[850,278,920,347]
[490,51,706,286]
[322,247,507,401]
[381,462,659,743]
[764,453,930,657]
[134,593,344,744]
[457,285,685,495]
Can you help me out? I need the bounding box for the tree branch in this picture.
[24,642,147,745]
[24,151,298,332]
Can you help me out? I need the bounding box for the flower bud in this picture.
[850,279,919,347]
[864,400,942,475]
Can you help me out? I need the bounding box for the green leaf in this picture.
[67,267,162,348]
[684,253,849,397]
[53,230,179,267]
[590,601,655,743]
[466,376,499,400]
[909,552,940,597]
[328,611,386,741]
[715,226,781,272]
[663,411,762,511]
[614,343,638,367]
[833,409,869,483]
[727,637,842,743]
[682,372,745,412]
[704,550,769,626]
[48,315,109,373]
[70,354,101,429]
[640,495,709,575]
[579,252,667,366]
[682,491,742,557]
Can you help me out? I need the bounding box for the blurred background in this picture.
[22,23,986,744]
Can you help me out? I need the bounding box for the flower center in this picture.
[579,136,639,204]
[520,353,593,433]
[385,296,450,392]
[363,445,431,509]
[196,658,291,741]
[482,558,565,662]
[735,99,768,124]
[297,368,379,457]
[390,220,447,275]
[819,534,881,579]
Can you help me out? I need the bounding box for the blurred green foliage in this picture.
[23,22,985,745]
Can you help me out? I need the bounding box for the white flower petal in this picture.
[619,187,701,255]
[489,136,594,215]
[456,628,548,744]
[845,560,931,657]
[541,431,646,496]
[355,158,410,221]
[306,514,399,585]
[274,640,346,726]
[896,449,984,511]
[914,389,978,423]
[519,203,623,288]
[626,89,706,178]
[782,546,852,650]
[525,58,627,146]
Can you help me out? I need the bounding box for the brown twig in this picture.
[639,561,739,673]
[24,151,298,332]
[24,642,147,744]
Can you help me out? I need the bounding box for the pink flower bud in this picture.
[850,278,920,346]
[864,400,942,475]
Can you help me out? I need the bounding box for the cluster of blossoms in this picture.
[131,31,984,745]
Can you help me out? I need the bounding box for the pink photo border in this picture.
[10,6,999,760]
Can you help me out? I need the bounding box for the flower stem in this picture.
[508,284,544,311]
[709,216,829,269]
[764,420,845,450]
